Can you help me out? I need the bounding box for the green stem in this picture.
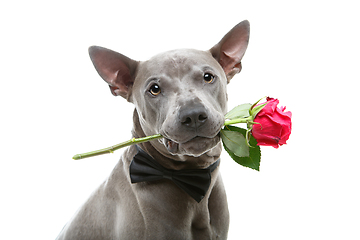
[73,116,253,160]
[224,116,253,126]
[72,134,163,160]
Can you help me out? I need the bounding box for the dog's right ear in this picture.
[88,46,138,99]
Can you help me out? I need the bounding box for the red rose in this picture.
[251,97,292,148]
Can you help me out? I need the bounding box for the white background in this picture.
[1,1,359,239]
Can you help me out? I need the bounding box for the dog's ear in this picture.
[88,46,138,99]
[210,20,250,82]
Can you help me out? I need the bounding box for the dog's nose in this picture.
[179,106,208,129]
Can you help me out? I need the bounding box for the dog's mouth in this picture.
[164,138,179,154]
[162,133,221,157]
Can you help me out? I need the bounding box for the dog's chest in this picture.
[130,180,216,239]
[140,211,214,240]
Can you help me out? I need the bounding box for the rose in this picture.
[251,97,292,148]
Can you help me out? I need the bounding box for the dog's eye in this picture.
[149,83,161,96]
[203,73,215,83]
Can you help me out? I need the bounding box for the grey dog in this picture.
[57,20,250,240]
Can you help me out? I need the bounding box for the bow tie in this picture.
[129,146,220,203]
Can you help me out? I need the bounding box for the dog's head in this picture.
[89,21,249,160]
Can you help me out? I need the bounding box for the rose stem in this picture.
[73,117,251,160]
[224,116,252,126]
[72,134,163,160]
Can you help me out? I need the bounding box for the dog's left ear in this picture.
[210,20,250,82]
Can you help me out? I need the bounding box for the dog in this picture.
[56,20,250,240]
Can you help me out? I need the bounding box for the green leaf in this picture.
[221,126,261,171]
[250,102,267,118]
[250,97,266,110]
[225,103,252,120]
[220,129,249,157]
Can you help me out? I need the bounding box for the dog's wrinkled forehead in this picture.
[136,49,225,83]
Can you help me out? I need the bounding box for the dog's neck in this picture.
[131,109,221,170]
